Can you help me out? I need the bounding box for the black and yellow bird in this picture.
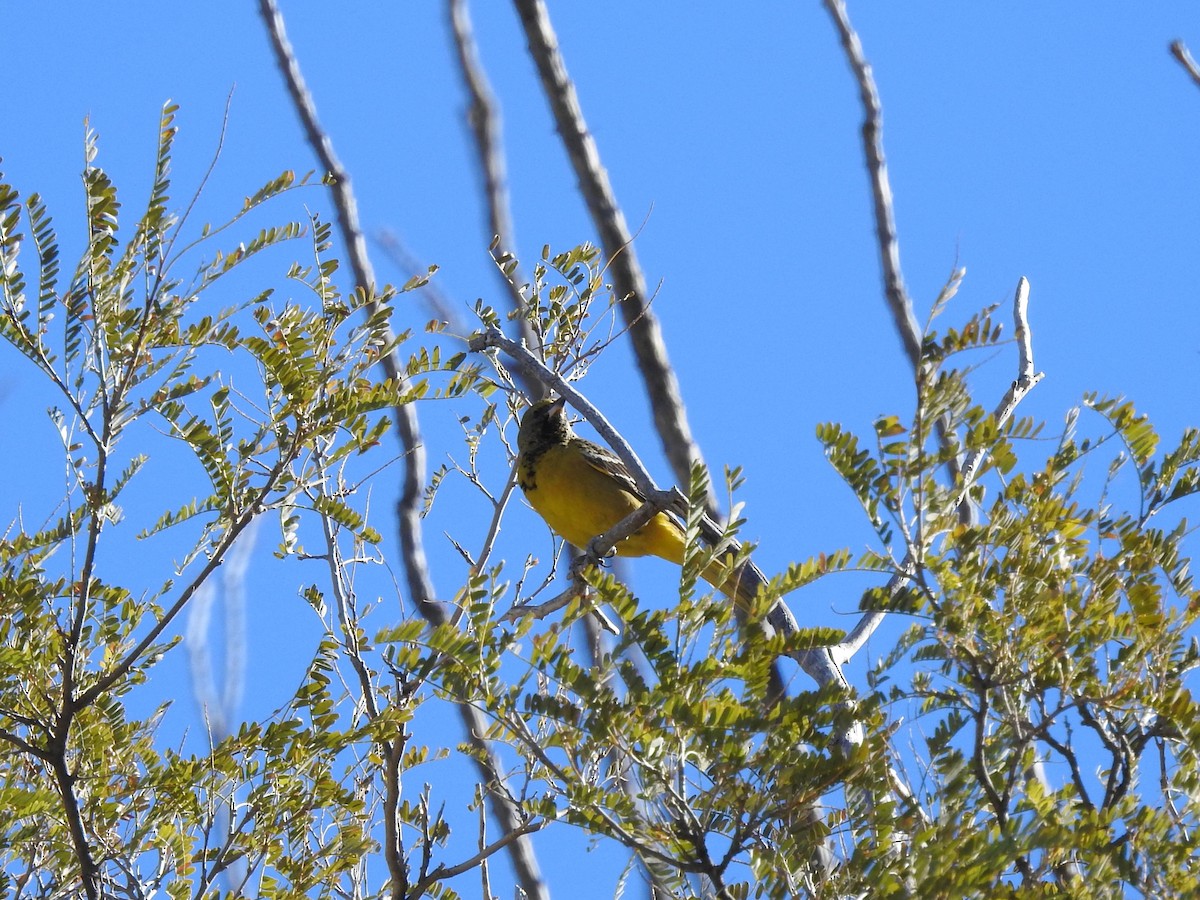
[516,396,758,607]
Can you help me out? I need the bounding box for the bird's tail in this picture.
[699,551,767,615]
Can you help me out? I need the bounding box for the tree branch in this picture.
[823,0,919,369]
[511,0,712,511]
[472,327,838,680]
[823,0,971,519]
[50,752,98,899]
[1170,40,1200,90]
[446,0,541,372]
[412,817,547,895]
[257,0,438,617]
[497,490,662,634]
[0,727,49,759]
[258,5,549,896]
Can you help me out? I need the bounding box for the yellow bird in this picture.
[517,396,756,606]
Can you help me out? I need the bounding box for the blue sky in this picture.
[3,2,1199,895]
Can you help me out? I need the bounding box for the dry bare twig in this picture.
[823,0,970,515]
[823,0,920,370]
[257,0,435,616]
[1171,40,1200,90]
[446,0,540,358]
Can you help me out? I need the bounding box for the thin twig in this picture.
[499,581,584,625]
[315,486,416,889]
[411,817,547,894]
[500,574,617,634]
[1171,40,1200,90]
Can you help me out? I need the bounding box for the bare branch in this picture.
[446,0,540,362]
[1171,40,1200,90]
[511,0,712,510]
[500,580,619,635]
[499,579,584,625]
[823,0,920,369]
[821,10,1044,735]
[823,0,971,519]
[469,461,522,586]
[257,0,437,617]
[957,277,1038,488]
[412,817,547,894]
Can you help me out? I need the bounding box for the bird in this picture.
[516,395,758,607]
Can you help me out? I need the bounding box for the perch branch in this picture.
[511,0,712,510]
[499,491,665,634]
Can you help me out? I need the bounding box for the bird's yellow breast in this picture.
[520,441,686,562]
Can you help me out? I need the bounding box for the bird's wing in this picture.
[572,437,648,501]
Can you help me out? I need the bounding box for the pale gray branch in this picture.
[412,817,547,895]
[1171,40,1200,90]
[257,0,436,617]
[500,580,618,635]
[511,0,711,511]
[823,0,919,370]
[258,4,548,896]
[823,0,969,512]
[446,0,540,363]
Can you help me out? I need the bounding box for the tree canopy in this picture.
[2,3,1200,898]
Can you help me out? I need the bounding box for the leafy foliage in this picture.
[817,295,1200,896]
[3,111,1200,900]
[0,108,456,898]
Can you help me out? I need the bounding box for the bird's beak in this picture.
[549,395,568,415]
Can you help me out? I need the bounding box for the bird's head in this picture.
[518,395,571,453]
